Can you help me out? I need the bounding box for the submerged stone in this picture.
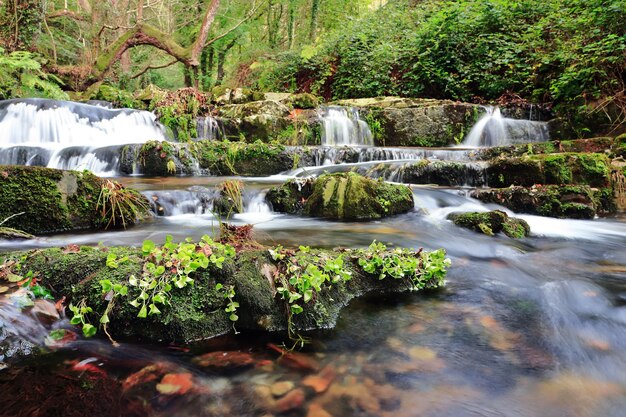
[447,210,530,238]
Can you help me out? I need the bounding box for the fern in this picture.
[0,47,68,100]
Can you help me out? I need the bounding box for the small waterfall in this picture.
[145,188,271,216]
[0,98,167,175]
[196,116,225,141]
[319,106,374,146]
[462,106,549,147]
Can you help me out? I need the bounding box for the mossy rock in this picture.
[265,179,314,214]
[399,160,487,187]
[486,153,611,187]
[6,241,447,343]
[304,173,414,220]
[470,185,615,219]
[0,166,149,234]
[447,210,530,238]
[267,173,414,220]
[287,93,320,109]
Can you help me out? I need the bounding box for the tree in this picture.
[42,0,261,89]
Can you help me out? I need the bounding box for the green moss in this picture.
[0,166,129,234]
[304,173,414,221]
[542,154,572,184]
[448,210,530,238]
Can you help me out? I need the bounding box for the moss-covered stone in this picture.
[486,153,611,187]
[476,137,616,160]
[399,160,487,187]
[4,241,446,343]
[266,173,413,221]
[330,97,482,147]
[470,185,616,219]
[447,210,530,238]
[0,166,149,234]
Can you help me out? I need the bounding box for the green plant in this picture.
[166,159,177,174]
[269,244,352,338]
[0,47,68,100]
[96,180,150,229]
[220,180,244,214]
[357,241,450,290]
[67,235,237,339]
[69,300,97,338]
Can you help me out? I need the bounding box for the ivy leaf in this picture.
[137,304,148,318]
[82,324,97,338]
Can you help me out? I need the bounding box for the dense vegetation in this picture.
[0,0,624,129]
[252,1,625,117]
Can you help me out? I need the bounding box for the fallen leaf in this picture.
[156,373,193,395]
[63,244,81,254]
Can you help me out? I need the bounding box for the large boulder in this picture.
[267,173,414,221]
[5,238,449,343]
[0,166,149,234]
[334,97,482,147]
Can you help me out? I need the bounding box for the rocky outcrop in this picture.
[333,97,482,147]
[6,239,448,343]
[0,166,149,235]
[266,173,414,221]
[470,185,615,219]
[447,210,530,238]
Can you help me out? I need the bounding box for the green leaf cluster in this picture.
[0,47,68,100]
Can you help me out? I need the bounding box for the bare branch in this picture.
[47,10,88,21]
[131,58,178,79]
[205,1,262,47]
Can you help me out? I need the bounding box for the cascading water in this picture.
[462,106,550,147]
[0,98,166,175]
[196,116,225,141]
[319,106,374,146]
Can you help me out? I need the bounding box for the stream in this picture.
[1,99,626,416]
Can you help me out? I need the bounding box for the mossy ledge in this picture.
[266,173,414,221]
[4,242,447,344]
[0,166,150,234]
[471,185,616,219]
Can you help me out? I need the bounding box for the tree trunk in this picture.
[216,38,237,86]
[309,0,320,42]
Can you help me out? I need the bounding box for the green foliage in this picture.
[0,47,68,100]
[97,180,151,229]
[357,241,450,290]
[68,235,237,339]
[252,0,626,121]
[270,245,353,317]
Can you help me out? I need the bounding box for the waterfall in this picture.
[196,116,224,141]
[462,106,549,147]
[0,98,166,176]
[319,106,374,146]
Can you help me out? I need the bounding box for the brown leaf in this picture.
[156,373,193,395]
[63,244,81,254]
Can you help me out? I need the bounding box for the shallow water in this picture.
[2,175,626,416]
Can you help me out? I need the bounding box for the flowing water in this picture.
[462,106,550,147]
[319,106,374,146]
[1,100,626,417]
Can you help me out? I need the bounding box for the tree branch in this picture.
[131,58,178,79]
[47,9,88,21]
[205,1,262,47]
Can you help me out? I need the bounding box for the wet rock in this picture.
[447,210,531,238]
[334,97,482,147]
[471,185,615,219]
[30,299,60,324]
[268,172,414,221]
[271,381,295,397]
[307,403,334,417]
[274,388,306,413]
[303,365,337,394]
[398,160,487,187]
[192,351,255,371]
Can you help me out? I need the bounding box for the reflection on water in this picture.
[1,177,626,416]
